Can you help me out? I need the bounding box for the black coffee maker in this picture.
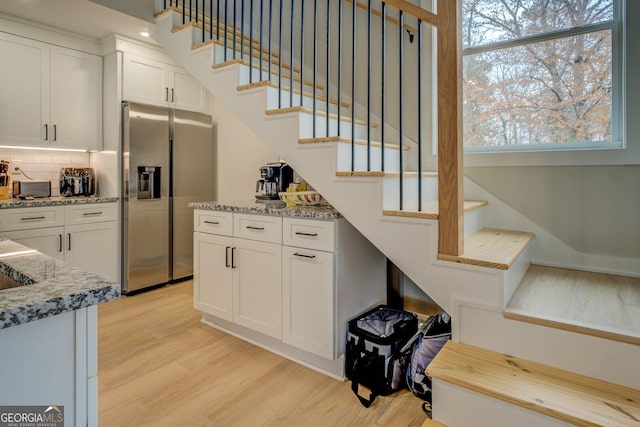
[255,162,294,200]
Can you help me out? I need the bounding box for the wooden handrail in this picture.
[382,0,438,27]
[345,0,418,33]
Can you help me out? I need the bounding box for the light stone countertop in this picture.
[0,238,120,330]
[0,196,119,209]
[189,199,343,219]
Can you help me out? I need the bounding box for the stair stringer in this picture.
[151,12,515,317]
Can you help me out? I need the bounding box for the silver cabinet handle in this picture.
[67,233,71,251]
[295,232,318,237]
[225,246,231,268]
[52,124,57,141]
[204,220,220,225]
[21,216,46,221]
[82,212,103,216]
[44,124,48,141]
[165,87,169,101]
[231,247,237,268]
[58,234,63,253]
[294,252,316,259]
[246,226,265,231]
[171,88,175,102]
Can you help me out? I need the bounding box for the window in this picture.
[462,0,622,152]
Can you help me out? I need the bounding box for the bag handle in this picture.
[351,379,376,408]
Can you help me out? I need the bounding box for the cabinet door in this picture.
[0,33,50,147]
[122,53,168,107]
[169,66,207,113]
[65,221,118,282]
[0,227,65,261]
[233,239,282,339]
[193,232,233,320]
[282,246,335,358]
[50,46,102,150]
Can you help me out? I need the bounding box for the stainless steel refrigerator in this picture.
[122,101,214,294]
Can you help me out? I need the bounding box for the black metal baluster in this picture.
[268,0,273,81]
[338,0,342,136]
[233,0,237,59]
[351,0,356,170]
[182,0,186,24]
[164,0,167,10]
[210,0,213,41]
[381,2,385,171]
[195,0,198,24]
[241,0,245,59]
[367,0,371,171]
[278,0,283,108]
[313,0,317,138]
[300,0,305,106]
[250,0,254,82]
[201,0,205,43]
[216,0,220,39]
[290,0,294,107]
[399,9,404,210]
[418,19,423,212]
[224,0,228,61]
[189,0,192,21]
[326,0,331,137]
[259,0,264,80]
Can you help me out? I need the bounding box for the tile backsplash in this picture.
[0,148,90,197]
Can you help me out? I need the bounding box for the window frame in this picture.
[460,0,636,166]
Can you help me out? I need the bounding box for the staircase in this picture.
[150,1,640,425]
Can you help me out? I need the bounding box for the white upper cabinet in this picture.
[0,33,50,147]
[0,33,102,150]
[122,53,207,113]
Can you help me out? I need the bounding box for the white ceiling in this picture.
[0,0,155,43]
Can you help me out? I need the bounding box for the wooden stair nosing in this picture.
[213,58,324,91]
[237,80,349,109]
[266,106,379,128]
[382,201,488,220]
[335,171,386,177]
[437,228,534,270]
[503,308,640,347]
[299,136,406,151]
[194,38,301,74]
[421,418,447,427]
[426,341,640,427]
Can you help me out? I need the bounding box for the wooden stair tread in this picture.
[266,107,378,128]
[299,136,403,150]
[505,265,640,346]
[383,201,488,220]
[437,228,533,270]
[237,80,348,108]
[426,341,640,427]
[422,418,446,427]
[212,58,323,91]
[201,38,301,74]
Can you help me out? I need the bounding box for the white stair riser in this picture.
[382,176,438,210]
[464,206,485,238]
[336,144,401,173]
[298,113,375,140]
[264,86,347,115]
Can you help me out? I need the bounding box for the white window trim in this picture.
[461,0,639,167]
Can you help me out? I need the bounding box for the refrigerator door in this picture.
[122,102,171,293]
[172,108,214,281]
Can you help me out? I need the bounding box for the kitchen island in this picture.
[0,238,120,427]
[190,199,386,379]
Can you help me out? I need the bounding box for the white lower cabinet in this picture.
[193,232,233,320]
[282,246,334,358]
[0,203,119,282]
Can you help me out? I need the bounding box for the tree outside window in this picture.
[462,0,620,150]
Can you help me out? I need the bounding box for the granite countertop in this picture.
[189,199,343,219]
[0,238,120,330]
[0,196,119,209]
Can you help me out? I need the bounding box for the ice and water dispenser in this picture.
[138,166,161,199]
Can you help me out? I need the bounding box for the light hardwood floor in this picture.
[99,281,427,426]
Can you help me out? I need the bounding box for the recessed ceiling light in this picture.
[140,31,149,38]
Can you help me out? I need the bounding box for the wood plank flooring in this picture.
[98,281,427,426]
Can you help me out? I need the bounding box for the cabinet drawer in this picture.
[282,218,335,252]
[194,210,233,236]
[0,206,65,232]
[233,214,282,244]
[65,202,118,225]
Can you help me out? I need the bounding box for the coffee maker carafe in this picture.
[255,162,294,200]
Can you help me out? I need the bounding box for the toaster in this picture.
[12,180,52,198]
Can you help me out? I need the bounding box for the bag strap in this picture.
[351,379,376,408]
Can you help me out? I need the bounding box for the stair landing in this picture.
[505,265,640,346]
